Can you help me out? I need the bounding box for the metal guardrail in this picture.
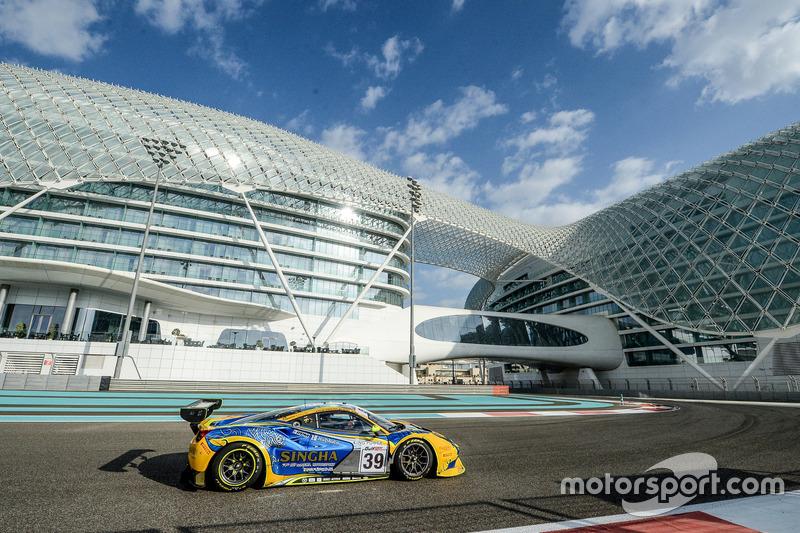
[0,374,109,391]
[108,379,503,395]
[0,373,505,394]
[493,375,800,403]
[494,375,800,393]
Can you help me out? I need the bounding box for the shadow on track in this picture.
[100,449,191,490]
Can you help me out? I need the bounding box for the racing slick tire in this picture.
[209,442,264,492]
[391,438,434,481]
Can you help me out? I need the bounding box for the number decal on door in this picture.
[359,444,388,473]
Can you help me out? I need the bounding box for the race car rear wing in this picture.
[180,399,223,423]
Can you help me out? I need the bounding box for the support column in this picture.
[322,222,414,345]
[138,300,152,342]
[592,286,725,390]
[732,338,777,391]
[540,369,550,386]
[0,188,48,223]
[580,367,603,389]
[0,181,79,223]
[61,288,79,337]
[241,192,314,346]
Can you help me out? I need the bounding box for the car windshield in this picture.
[365,409,402,431]
[237,406,304,424]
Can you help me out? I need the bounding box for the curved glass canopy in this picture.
[1,63,800,336]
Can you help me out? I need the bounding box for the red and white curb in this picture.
[477,490,800,533]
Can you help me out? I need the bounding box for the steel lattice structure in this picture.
[0,63,569,280]
[1,63,800,337]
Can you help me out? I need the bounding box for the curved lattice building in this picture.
[473,127,800,389]
[0,62,799,387]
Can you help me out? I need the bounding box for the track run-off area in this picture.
[1,391,798,533]
[0,390,673,422]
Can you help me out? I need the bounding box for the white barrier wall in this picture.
[0,338,407,384]
[123,344,407,384]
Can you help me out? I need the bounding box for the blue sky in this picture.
[2,0,800,308]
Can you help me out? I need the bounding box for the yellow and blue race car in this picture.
[180,399,465,491]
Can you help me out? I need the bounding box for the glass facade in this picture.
[0,304,160,341]
[0,184,408,314]
[0,63,417,324]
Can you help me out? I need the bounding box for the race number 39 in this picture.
[359,444,388,473]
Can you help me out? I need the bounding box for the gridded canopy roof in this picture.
[0,63,567,281]
[555,127,800,336]
[1,63,800,336]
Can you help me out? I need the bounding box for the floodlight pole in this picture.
[407,177,422,385]
[114,165,162,378]
[409,207,416,384]
[114,138,183,378]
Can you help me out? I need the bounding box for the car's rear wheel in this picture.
[392,438,433,481]
[210,442,263,491]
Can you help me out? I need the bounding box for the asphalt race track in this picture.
[2,399,799,533]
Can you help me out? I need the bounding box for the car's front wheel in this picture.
[391,438,433,481]
[209,442,263,491]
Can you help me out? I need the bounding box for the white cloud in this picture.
[326,35,423,82]
[564,0,714,53]
[451,0,466,13]
[320,123,367,161]
[285,110,315,136]
[535,73,558,91]
[592,156,672,206]
[666,2,800,103]
[514,200,597,227]
[485,156,585,223]
[325,43,360,68]
[497,156,673,226]
[417,266,478,307]
[0,0,105,61]
[189,31,248,80]
[500,108,594,176]
[135,0,187,33]
[382,85,508,153]
[562,0,800,103]
[402,151,480,202]
[367,35,424,80]
[360,85,388,111]
[372,86,507,203]
[482,108,671,226]
[135,0,264,80]
[319,0,357,12]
